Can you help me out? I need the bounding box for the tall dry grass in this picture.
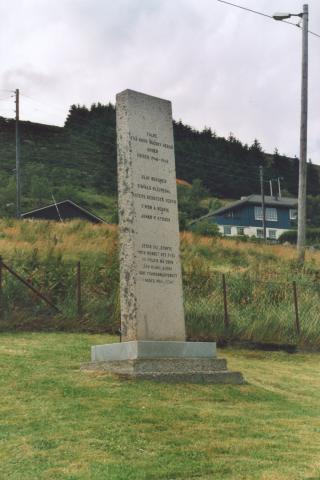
[1,219,320,346]
[0,219,118,260]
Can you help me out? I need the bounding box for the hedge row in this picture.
[279,228,320,245]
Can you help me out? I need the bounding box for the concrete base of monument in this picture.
[81,341,245,384]
[91,341,217,361]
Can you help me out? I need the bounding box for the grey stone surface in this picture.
[81,358,245,384]
[84,357,227,374]
[122,372,245,384]
[116,89,185,342]
[91,341,217,362]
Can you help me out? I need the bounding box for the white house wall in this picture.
[218,225,290,240]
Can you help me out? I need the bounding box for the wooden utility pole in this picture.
[0,256,3,317]
[277,177,282,198]
[260,166,266,242]
[297,4,309,263]
[15,88,21,218]
[77,261,82,317]
[292,281,300,335]
[269,179,273,197]
[222,274,229,329]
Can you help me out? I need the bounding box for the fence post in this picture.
[77,261,82,317]
[0,256,2,318]
[222,274,229,329]
[292,281,300,335]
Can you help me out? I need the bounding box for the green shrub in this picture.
[190,219,219,237]
[279,230,297,244]
[279,228,320,245]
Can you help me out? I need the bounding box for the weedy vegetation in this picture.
[1,220,320,347]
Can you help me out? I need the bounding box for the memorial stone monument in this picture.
[84,89,244,383]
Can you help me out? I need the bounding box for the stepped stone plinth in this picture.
[82,341,244,384]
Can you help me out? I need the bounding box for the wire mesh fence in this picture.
[0,255,319,346]
[0,254,120,332]
[183,271,320,346]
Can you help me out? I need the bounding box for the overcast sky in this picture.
[0,0,319,162]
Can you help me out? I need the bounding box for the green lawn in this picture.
[0,334,319,480]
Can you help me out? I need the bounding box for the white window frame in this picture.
[237,227,244,236]
[256,228,264,239]
[223,225,232,235]
[254,206,278,222]
[268,229,277,240]
[266,208,278,222]
[290,209,298,220]
[225,211,234,218]
[254,206,263,220]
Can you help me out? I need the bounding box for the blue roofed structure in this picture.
[193,195,298,241]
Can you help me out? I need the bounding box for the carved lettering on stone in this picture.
[116,89,185,342]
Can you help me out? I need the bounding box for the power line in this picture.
[21,94,67,114]
[217,0,274,21]
[217,0,297,24]
[308,29,320,39]
[216,0,320,38]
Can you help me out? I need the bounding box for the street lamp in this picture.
[273,5,309,262]
[272,12,303,21]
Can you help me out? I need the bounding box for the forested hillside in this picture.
[0,103,319,220]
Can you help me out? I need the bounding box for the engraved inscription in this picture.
[137,243,177,285]
[129,129,179,284]
[131,131,175,227]
[116,89,185,341]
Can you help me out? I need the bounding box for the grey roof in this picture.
[245,195,298,207]
[191,195,298,224]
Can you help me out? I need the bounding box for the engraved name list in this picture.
[130,130,179,286]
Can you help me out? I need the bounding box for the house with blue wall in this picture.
[195,195,298,240]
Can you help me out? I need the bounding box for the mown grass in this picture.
[0,333,319,479]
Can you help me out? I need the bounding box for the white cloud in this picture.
[0,0,319,162]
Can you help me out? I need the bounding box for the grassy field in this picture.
[0,333,319,479]
[1,218,320,265]
[1,219,320,346]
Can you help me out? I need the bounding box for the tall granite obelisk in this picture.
[116,89,185,342]
[85,89,244,384]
